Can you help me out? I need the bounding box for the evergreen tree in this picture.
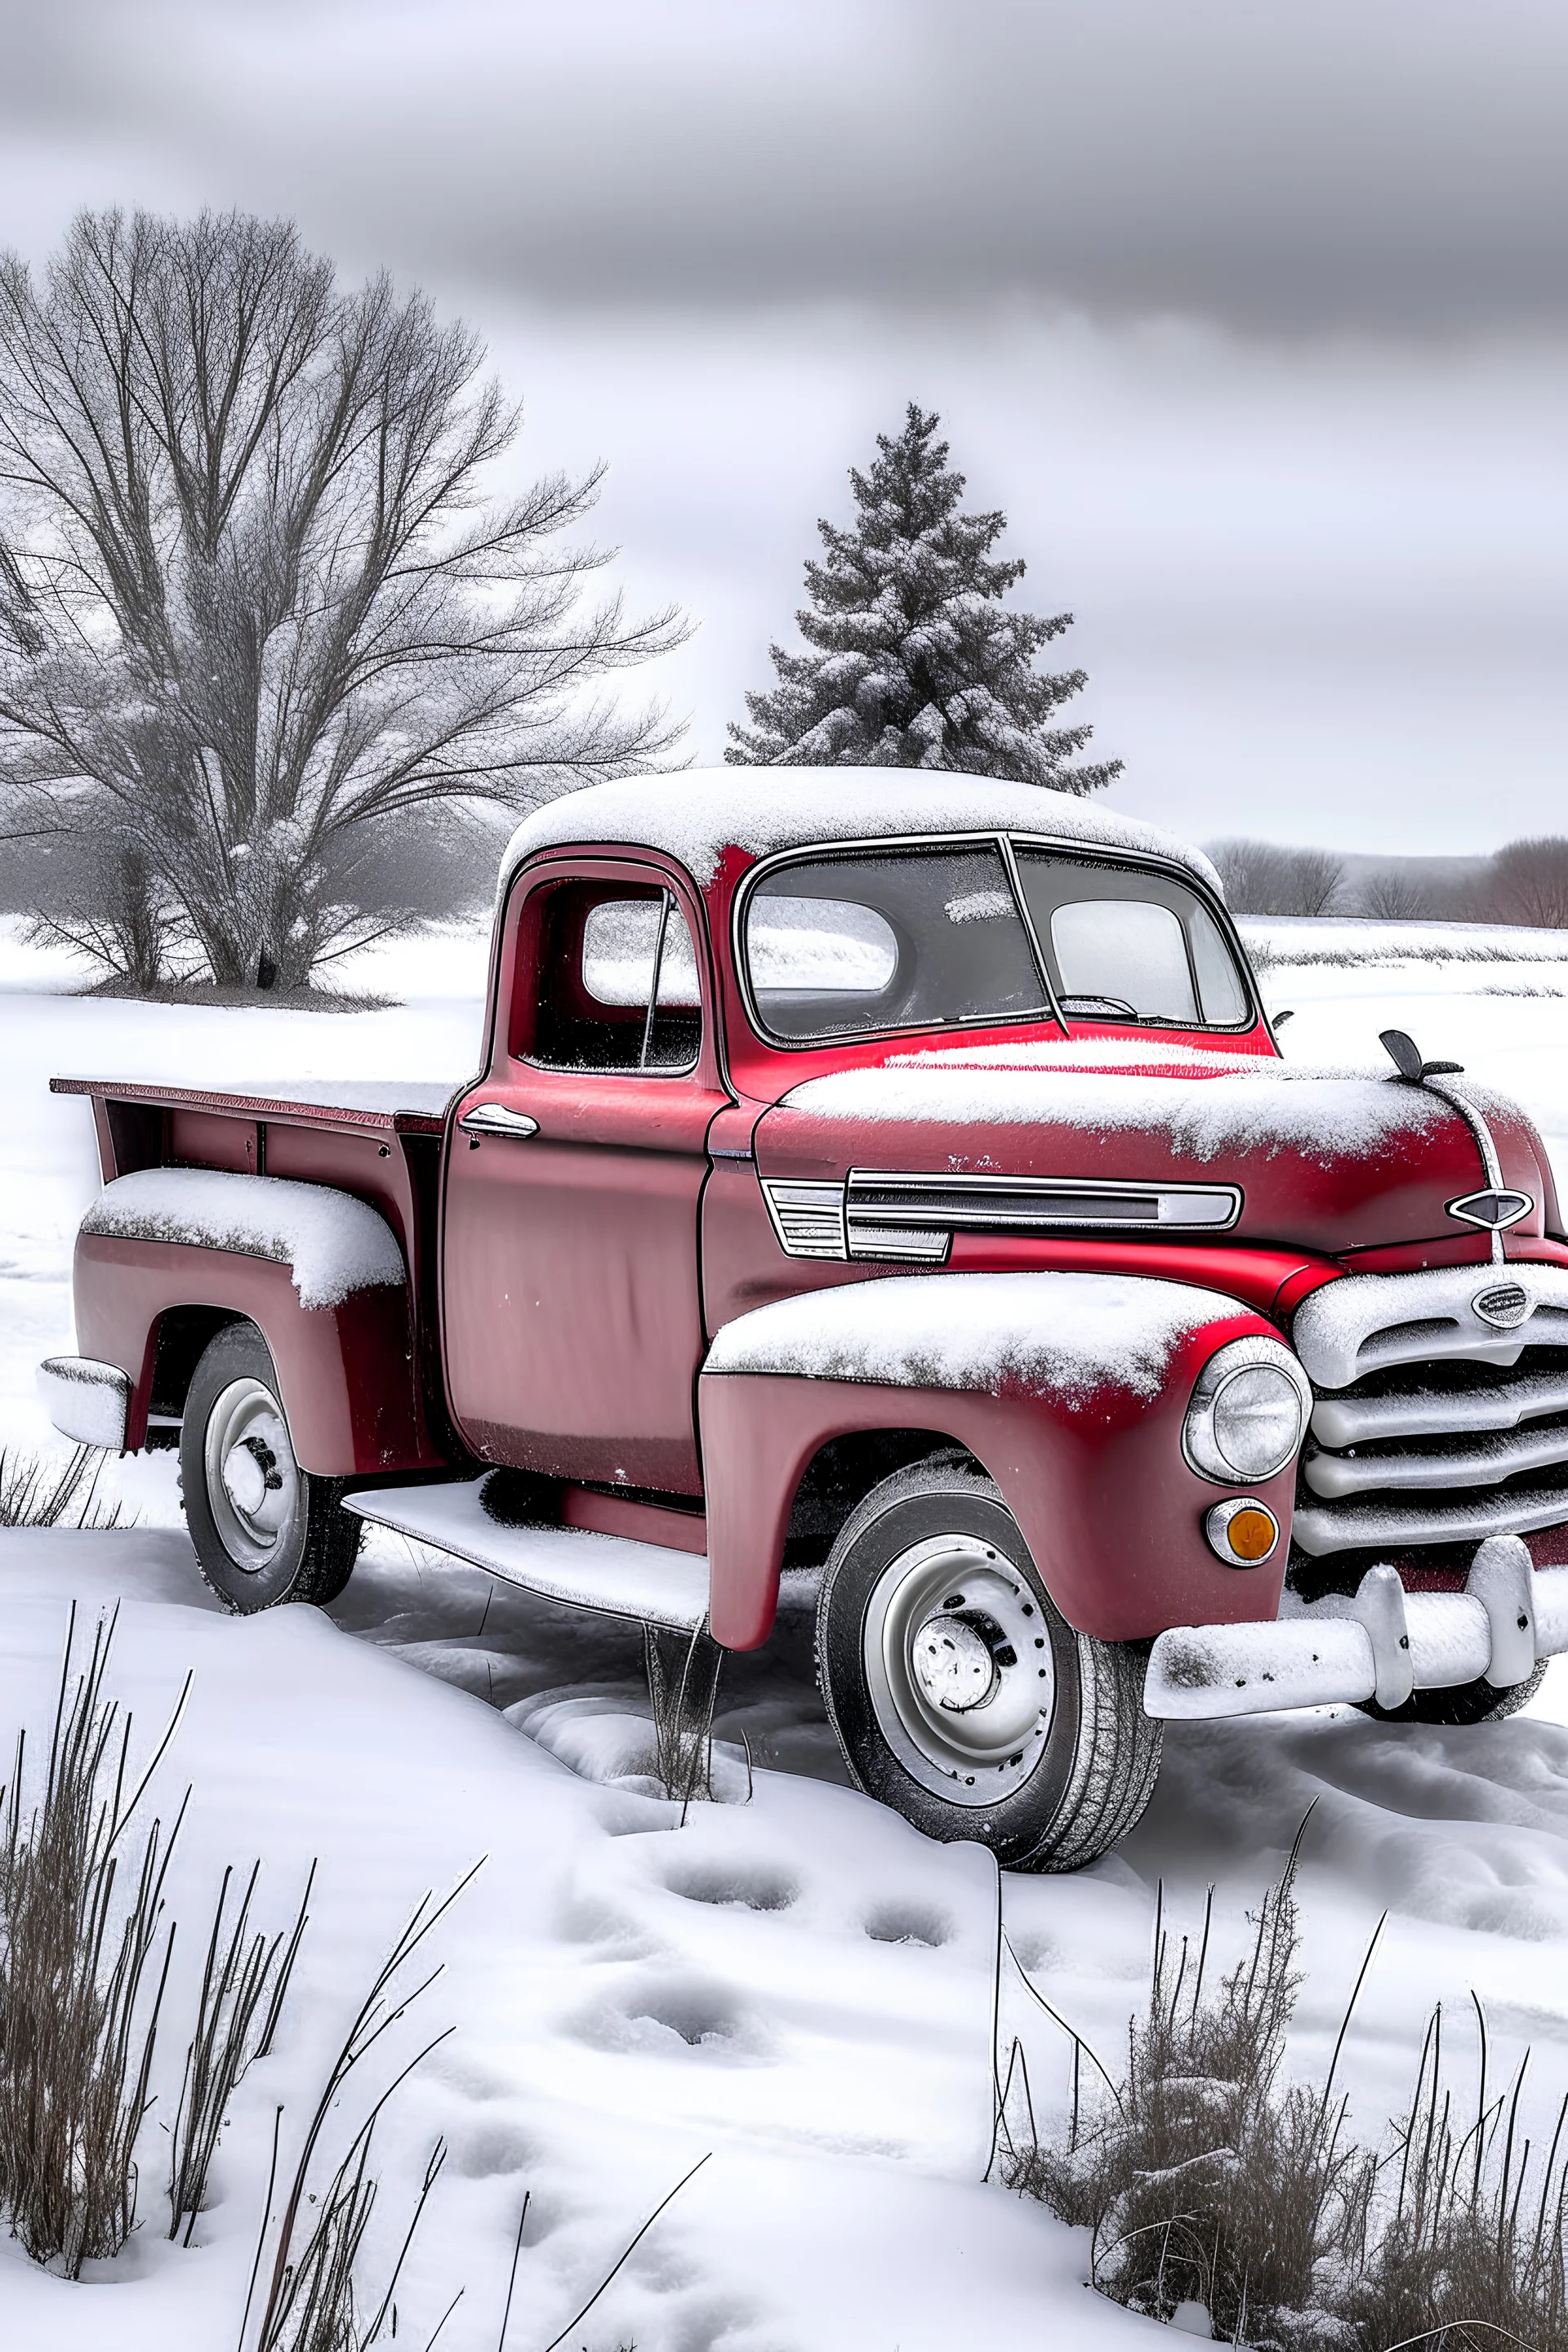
[727,404,1120,791]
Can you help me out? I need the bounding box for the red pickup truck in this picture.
[40,770,1568,1870]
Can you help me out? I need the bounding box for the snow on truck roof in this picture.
[499,769,1223,895]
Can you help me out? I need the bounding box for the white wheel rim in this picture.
[862,1533,1055,1808]
[203,1377,299,1571]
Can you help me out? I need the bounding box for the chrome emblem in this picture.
[1472,1282,1530,1330]
[1448,1187,1534,1232]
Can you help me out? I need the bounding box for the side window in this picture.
[519,879,702,1072]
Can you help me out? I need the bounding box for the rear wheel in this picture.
[815,1459,1161,1872]
[179,1322,360,1613]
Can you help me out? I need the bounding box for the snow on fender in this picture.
[79,1167,405,1309]
[702,1267,1250,1404]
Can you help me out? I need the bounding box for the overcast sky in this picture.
[1,0,1564,851]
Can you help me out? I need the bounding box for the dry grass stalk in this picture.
[643,1624,721,1810]
[168,1858,315,2243]
[0,1445,121,1530]
[0,1604,189,2274]
[1007,1817,1381,2345]
[1338,1997,1568,2352]
[241,1862,483,2352]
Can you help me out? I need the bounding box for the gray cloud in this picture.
[0,1,1562,856]
[2,0,1566,335]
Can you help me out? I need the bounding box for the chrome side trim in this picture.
[844,1169,1242,1236]
[760,1179,849,1260]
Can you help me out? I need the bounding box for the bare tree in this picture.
[1208,839,1344,919]
[1354,866,1435,920]
[1477,838,1568,930]
[0,210,687,990]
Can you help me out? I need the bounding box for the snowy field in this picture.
[7,914,1568,2347]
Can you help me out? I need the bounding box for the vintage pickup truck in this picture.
[38,770,1568,1870]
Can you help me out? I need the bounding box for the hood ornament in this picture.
[1380,1028,1464,1085]
[1448,1187,1534,1232]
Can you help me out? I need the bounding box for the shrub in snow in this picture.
[1332,2005,1568,2352]
[1009,1843,1568,2351]
[727,403,1120,791]
[1007,1832,1375,2345]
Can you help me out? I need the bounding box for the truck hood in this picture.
[755,1052,1557,1261]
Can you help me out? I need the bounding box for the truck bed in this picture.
[54,1076,465,1442]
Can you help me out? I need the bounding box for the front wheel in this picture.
[180,1322,360,1613]
[815,1459,1161,1873]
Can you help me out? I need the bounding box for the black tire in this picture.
[1357,1660,1548,1726]
[815,1459,1161,1873]
[179,1322,361,1614]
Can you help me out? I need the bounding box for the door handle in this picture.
[459,1102,540,1138]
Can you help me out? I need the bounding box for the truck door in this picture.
[441,858,727,1494]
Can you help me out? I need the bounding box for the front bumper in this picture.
[1145,1535,1565,1719]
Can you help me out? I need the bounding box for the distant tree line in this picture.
[1209,837,1568,929]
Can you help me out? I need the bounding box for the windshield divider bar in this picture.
[997,834,1066,1031]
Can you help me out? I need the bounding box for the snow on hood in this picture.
[706,1271,1246,1403]
[81,1169,405,1309]
[498,768,1221,893]
[782,1060,1477,1169]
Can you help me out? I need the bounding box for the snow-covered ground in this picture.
[7,914,1568,2349]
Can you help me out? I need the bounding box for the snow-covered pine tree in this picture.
[726,404,1120,791]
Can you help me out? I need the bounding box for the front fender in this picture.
[699,1270,1294,1649]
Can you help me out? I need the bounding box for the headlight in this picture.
[1183,1339,1311,1484]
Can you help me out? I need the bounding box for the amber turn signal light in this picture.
[1205,1499,1280,1566]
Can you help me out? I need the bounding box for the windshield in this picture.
[742,841,1251,1044]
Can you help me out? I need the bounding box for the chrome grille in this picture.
[1292,1266,1568,1562]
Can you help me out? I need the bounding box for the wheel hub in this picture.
[221,1434,280,1519]
[862,1534,1055,1808]
[204,1378,299,1568]
[911,1612,998,1712]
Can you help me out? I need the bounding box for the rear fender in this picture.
[699,1272,1294,1649]
[72,1232,439,1475]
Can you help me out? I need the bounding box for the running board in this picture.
[343,1478,710,1634]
